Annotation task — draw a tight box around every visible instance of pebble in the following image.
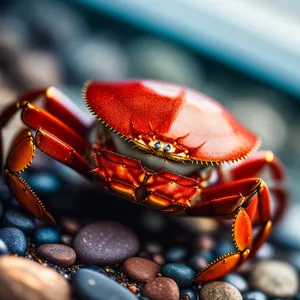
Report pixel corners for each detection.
[3,208,35,234]
[196,235,215,251]
[165,247,187,263]
[0,256,70,300]
[256,243,275,260]
[161,263,195,288]
[249,260,299,298]
[242,290,267,300]
[0,227,27,255]
[188,255,207,272]
[200,281,242,300]
[223,273,248,293]
[37,244,76,267]
[73,268,138,300]
[61,217,81,235]
[26,172,61,194]
[0,239,8,255]
[33,227,61,247]
[180,287,199,300]
[73,221,139,265]
[123,257,160,283]
[142,277,180,300]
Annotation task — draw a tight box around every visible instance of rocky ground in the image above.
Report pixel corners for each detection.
[0,168,299,300]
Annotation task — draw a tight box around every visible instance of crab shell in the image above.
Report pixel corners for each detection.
[84,80,259,164]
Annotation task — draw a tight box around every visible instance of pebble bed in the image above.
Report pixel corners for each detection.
[0,176,300,300]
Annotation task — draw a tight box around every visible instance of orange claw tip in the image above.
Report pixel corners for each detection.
[195,252,241,283]
[5,173,55,225]
[84,80,259,163]
[233,208,252,252]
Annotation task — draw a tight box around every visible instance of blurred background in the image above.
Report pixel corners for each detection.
[1,0,300,252]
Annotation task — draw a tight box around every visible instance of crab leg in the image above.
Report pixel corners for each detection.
[223,150,286,223]
[186,178,272,282]
[0,87,91,169]
[4,127,92,224]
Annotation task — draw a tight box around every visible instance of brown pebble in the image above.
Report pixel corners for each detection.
[153,253,165,265]
[37,244,76,267]
[200,281,242,300]
[142,277,179,300]
[61,217,81,235]
[0,256,70,300]
[123,257,160,283]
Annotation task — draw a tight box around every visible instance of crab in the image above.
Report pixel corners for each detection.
[0,80,286,282]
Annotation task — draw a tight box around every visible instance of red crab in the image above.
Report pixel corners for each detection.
[0,80,286,282]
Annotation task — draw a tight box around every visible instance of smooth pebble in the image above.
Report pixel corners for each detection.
[242,290,267,300]
[200,281,242,300]
[73,221,139,265]
[73,268,138,300]
[123,257,160,283]
[180,287,199,300]
[0,256,70,300]
[33,227,61,247]
[223,273,248,293]
[249,260,299,298]
[3,208,35,233]
[142,277,180,300]
[165,247,187,263]
[0,239,8,255]
[161,263,195,287]
[0,227,27,255]
[37,244,76,267]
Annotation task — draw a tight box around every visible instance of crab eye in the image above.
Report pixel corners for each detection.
[164,144,171,152]
[154,141,161,149]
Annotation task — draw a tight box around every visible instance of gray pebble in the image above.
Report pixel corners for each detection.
[73,268,138,300]
[249,260,299,298]
[0,227,27,255]
[73,221,139,265]
[200,281,242,300]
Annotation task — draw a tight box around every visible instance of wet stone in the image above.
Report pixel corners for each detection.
[0,256,70,300]
[0,227,27,255]
[200,281,242,300]
[161,263,195,288]
[249,260,299,298]
[165,246,187,263]
[242,290,267,300]
[73,268,138,300]
[180,287,199,300]
[3,208,35,234]
[61,217,80,235]
[223,273,248,293]
[123,257,160,283]
[27,172,61,194]
[142,277,180,300]
[33,227,61,247]
[73,221,139,265]
[37,244,76,267]
[0,239,8,256]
